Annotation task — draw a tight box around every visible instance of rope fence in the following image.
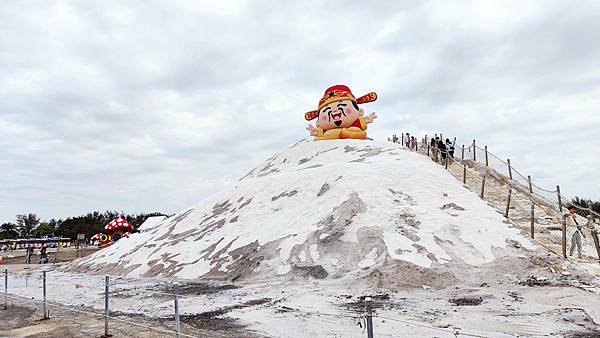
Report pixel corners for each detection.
[393,133,600,263]
[1,269,497,337]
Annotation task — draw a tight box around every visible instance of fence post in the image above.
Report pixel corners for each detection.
[472,140,476,161]
[480,176,486,198]
[401,133,404,147]
[591,230,600,263]
[103,275,110,338]
[527,175,533,194]
[463,164,467,184]
[365,297,374,338]
[562,220,567,258]
[174,283,181,338]
[505,189,512,218]
[507,159,513,180]
[556,185,563,212]
[530,204,535,239]
[461,145,465,160]
[3,268,7,310]
[43,270,48,319]
[485,146,489,167]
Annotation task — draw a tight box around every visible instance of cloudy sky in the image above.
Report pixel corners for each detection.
[1,0,599,224]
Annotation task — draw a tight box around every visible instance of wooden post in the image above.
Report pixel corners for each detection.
[485,145,489,166]
[530,204,535,239]
[591,230,600,263]
[401,133,404,146]
[472,140,476,161]
[427,140,430,156]
[528,175,533,194]
[461,145,465,160]
[556,185,563,212]
[480,176,486,198]
[562,219,567,258]
[463,164,467,184]
[424,134,427,153]
[505,189,512,218]
[507,159,513,180]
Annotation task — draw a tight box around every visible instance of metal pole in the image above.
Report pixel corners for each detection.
[3,268,7,309]
[365,297,374,338]
[556,185,563,212]
[104,275,110,337]
[530,204,535,239]
[461,145,465,160]
[401,133,404,147]
[507,159,513,180]
[463,164,467,184]
[43,270,48,319]
[528,175,533,194]
[505,189,512,218]
[472,140,476,162]
[174,283,181,338]
[485,145,489,166]
[480,176,486,199]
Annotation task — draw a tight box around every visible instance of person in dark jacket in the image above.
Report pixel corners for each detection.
[446,138,455,162]
[438,140,447,163]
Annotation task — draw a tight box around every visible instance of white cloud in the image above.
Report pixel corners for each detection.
[1,0,599,223]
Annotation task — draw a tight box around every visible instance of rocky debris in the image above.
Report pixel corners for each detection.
[448,297,483,306]
[517,276,551,287]
[291,265,328,279]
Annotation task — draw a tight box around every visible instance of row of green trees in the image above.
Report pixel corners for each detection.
[0,211,170,240]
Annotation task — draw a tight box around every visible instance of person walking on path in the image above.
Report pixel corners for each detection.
[430,138,438,162]
[566,206,586,258]
[446,138,455,163]
[25,246,33,264]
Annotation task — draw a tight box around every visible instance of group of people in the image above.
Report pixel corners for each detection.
[564,206,600,259]
[429,135,455,165]
[24,244,49,264]
[389,133,418,150]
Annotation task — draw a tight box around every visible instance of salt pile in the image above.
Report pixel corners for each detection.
[67,139,534,282]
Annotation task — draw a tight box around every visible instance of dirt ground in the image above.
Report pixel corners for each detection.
[0,302,262,338]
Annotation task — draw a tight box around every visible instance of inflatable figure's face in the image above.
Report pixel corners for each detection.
[316,99,362,130]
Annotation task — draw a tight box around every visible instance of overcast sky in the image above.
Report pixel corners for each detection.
[1,0,599,224]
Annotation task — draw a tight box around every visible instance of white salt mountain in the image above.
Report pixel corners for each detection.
[67,139,534,282]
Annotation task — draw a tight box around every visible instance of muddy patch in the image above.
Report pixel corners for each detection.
[181,298,271,331]
[440,203,465,211]
[291,265,328,279]
[449,297,483,306]
[317,183,330,197]
[271,190,298,201]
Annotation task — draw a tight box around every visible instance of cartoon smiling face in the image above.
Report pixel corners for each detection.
[316,99,361,130]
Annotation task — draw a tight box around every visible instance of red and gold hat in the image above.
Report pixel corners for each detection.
[305,85,377,121]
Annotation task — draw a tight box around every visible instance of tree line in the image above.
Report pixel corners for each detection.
[0,211,170,240]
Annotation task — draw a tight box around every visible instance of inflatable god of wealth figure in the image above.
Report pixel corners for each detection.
[305,85,377,140]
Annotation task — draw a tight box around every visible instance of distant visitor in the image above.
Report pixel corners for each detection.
[305,85,378,140]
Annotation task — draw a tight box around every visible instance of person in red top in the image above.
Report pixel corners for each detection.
[305,85,378,140]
